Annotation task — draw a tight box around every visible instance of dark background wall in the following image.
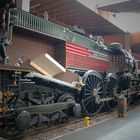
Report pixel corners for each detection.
[7,32,54,67]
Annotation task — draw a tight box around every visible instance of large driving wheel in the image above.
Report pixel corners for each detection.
[106,73,118,110]
[81,70,104,116]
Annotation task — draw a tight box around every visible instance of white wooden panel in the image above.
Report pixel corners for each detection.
[30,53,66,77]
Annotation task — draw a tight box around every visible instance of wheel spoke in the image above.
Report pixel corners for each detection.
[86,81,92,90]
[81,70,104,116]
[82,95,92,103]
[89,99,94,113]
[88,77,93,88]
[86,98,93,111]
[85,88,92,93]
[85,93,92,96]
[97,91,103,94]
[91,76,94,87]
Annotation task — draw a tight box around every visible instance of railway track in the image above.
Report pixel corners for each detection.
[14,111,124,140]
[0,103,139,140]
[17,104,139,140]
[20,115,113,140]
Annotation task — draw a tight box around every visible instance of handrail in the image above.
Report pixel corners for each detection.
[8,9,97,48]
[7,8,109,59]
[9,8,65,41]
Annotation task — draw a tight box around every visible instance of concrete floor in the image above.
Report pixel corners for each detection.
[52,105,140,140]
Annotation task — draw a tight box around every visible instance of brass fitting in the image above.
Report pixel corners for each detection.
[0,107,8,113]
[84,116,90,126]
[7,91,13,97]
[2,106,8,113]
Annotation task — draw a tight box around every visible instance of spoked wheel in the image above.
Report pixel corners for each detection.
[0,125,22,138]
[0,99,26,138]
[48,94,75,123]
[106,73,119,110]
[81,70,104,117]
[58,94,75,103]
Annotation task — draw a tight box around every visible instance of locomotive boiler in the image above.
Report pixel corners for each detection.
[0,4,140,138]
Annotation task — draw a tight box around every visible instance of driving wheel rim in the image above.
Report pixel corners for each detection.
[106,73,118,110]
[81,70,104,117]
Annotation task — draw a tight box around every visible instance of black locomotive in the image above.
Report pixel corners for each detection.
[0,2,140,138]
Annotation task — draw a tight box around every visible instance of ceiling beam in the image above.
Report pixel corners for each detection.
[96,0,131,8]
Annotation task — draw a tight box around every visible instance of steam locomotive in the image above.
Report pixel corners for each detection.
[0,3,140,138]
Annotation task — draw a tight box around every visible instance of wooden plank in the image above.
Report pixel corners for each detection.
[30,53,66,77]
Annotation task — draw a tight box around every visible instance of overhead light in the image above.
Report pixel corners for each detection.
[30,3,41,10]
